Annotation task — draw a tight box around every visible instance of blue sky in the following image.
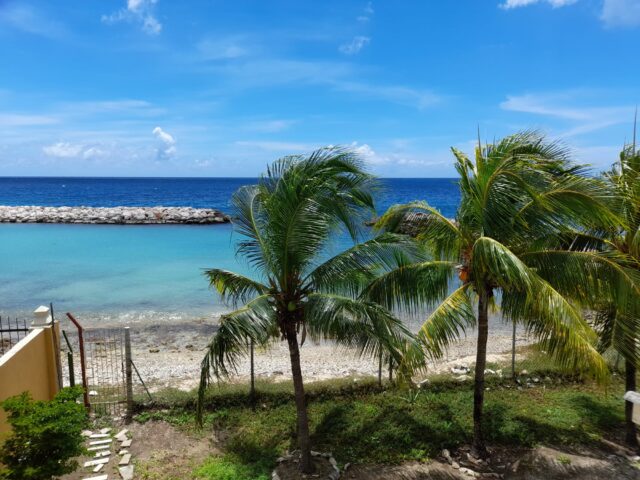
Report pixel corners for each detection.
[0,0,639,177]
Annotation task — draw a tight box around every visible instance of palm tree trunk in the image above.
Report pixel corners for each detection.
[285,322,314,473]
[626,358,638,448]
[472,288,490,458]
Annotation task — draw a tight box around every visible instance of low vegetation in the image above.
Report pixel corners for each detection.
[0,387,88,480]
[135,355,627,479]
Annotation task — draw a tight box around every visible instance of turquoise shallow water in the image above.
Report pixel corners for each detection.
[0,177,461,326]
[0,223,250,322]
[0,223,358,325]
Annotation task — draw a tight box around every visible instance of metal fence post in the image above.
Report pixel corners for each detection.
[66,313,89,409]
[124,327,134,423]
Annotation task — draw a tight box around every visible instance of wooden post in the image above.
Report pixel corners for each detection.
[388,357,393,383]
[511,319,516,379]
[124,327,133,423]
[67,351,75,387]
[249,339,255,407]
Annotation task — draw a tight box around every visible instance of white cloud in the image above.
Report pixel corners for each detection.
[243,119,296,133]
[0,114,59,127]
[500,91,635,137]
[235,140,313,152]
[500,0,577,9]
[102,0,162,35]
[152,126,176,159]
[42,142,108,159]
[58,99,165,117]
[349,141,440,168]
[207,55,440,110]
[500,0,640,27]
[0,3,67,39]
[339,36,370,55]
[42,142,83,158]
[357,2,375,22]
[335,82,442,110]
[601,0,640,27]
[196,36,250,61]
[350,142,388,165]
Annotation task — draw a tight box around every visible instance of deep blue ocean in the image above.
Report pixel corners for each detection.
[0,177,459,325]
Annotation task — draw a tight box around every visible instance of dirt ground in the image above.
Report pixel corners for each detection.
[342,444,640,480]
[63,419,640,480]
[61,420,213,480]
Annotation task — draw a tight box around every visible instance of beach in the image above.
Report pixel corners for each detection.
[59,316,530,392]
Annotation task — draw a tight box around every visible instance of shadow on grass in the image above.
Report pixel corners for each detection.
[310,401,468,463]
[484,394,624,449]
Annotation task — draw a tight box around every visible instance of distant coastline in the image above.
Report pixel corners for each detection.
[0,205,230,224]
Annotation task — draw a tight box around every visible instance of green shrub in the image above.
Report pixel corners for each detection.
[0,386,88,480]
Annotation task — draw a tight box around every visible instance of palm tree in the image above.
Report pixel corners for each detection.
[197,148,415,473]
[593,140,640,447]
[371,132,614,457]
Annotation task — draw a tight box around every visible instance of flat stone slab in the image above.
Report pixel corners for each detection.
[89,439,112,445]
[81,430,94,437]
[83,457,110,467]
[120,439,132,447]
[88,445,111,451]
[119,465,134,480]
[92,463,104,473]
[119,454,131,466]
[95,450,111,458]
[90,433,109,438]
[118,449,129,455]
[82,475,108,480]
[114,428,128,439]
[100,427,112,434]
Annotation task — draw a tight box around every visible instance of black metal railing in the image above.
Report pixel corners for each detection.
[0,316,29,356]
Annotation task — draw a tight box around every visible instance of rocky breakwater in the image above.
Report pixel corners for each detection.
[0,205,230,224]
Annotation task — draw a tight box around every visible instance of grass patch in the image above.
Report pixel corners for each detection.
[136,376,625,477]
[133,355,626,478]
[194,455,270,480]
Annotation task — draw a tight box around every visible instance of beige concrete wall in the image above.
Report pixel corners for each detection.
[0,323,61,439]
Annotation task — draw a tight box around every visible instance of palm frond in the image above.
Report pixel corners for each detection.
[416,283,476,359]
[360,260,456,314]
[197,295,276,423]
[305,293,414,363]
[522,249,640,311]
[471,237,536,294]
[257,147,378,287]
[375,201,462,259]
[502,282,608,383]
[203,269,268,307]
[231,185,272,272]
[306,233,424,296]
[592,304,640,364]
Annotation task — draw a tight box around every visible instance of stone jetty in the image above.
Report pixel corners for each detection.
[0,206,230,224]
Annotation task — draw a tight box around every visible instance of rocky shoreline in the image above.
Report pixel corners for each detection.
[0,205,230,224]
[59,319,532,392]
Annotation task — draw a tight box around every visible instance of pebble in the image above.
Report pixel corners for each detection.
[459,466,480,477]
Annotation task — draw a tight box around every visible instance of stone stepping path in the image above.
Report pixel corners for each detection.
[80,427,135,480]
